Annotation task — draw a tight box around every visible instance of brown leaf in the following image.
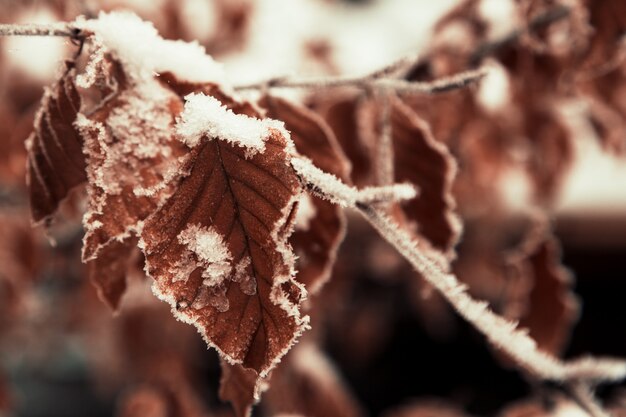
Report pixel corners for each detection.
[140,99,308,375]
[87,237,139,310]
[263,342,363,417]
[79,66,187,262]
[261,95,349,293]
[511,236,580,355]
[219,360,261,417]
[389,97,461,255]
[26,62,87,224]
[310,93,374,187]
[580,0,626,70]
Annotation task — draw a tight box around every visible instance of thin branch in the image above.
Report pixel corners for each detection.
[291,157,417,207]
[0,22,83,39]
[234,63,487,94]
[357,204,626,384]
[468,5,570,65]
[294,158,626,388]
[566,382,612,417]
[375,90,394,185]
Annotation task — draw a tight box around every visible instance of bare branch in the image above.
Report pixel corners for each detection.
[294,157,626,388]
[357,204,626,384]
[291,156,417,207]
[234,63,487,94]
[0,22,83,38]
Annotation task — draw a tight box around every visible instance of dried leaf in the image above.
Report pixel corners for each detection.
[311,94,374,187]
[26,62,87,224]
[511,236,580,355]
[140,91,308,375]
[261,95,349,293]
[263,342,363,417]
[219,360,261,417]
[87,237,138,310]
[388,97,461,256]
[79,62,187,262]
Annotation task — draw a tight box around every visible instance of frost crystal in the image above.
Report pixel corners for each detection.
[178,224,233,286]
[176,93,286,156]
[76,11,226,85]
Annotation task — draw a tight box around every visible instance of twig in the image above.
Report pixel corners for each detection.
[234,61,487,94]
[469,5,571,65]
[567,382,612,417]
[0,23,83,39]
[292,157,626,390]
[375,90,394,185]
[356,205,626,383]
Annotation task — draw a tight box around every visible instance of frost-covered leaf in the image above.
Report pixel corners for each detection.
[140,92,308,375]
[388,97,461,256]
[26,62,87,224]
[78,63,187,262]
[261,95,349,293]
[511,236,579,356]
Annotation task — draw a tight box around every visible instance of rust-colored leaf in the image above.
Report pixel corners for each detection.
[140,97,307,375]
[79,69,187,262]
[511,236,580,355]
[87,237,138,310]
[310,93,374,187]
[263,342,363,417]
[26,63,87,224]
[389,97,461,256]
[262,95,349,293]
[219,360,261,417]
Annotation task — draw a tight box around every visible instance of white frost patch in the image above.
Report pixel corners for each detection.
[75,11,226,85]
[291,157,417,207]
[294,194,317,231]
[477,61,511,113]
[232,256,256,296]
[176,93,285,156]
[178,224,232,286]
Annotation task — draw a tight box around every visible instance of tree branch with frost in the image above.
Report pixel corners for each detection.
[0,23,85,39]
[291,157,417,207]
[292,156,625,416]
[234,61,487,94]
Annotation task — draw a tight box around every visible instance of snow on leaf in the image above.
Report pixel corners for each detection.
[75,11,226,86]
[77,61,187,262]
[261,95,350,293]
[26,62,87,225]
[140,96,308,375]
[176,93,286,155]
